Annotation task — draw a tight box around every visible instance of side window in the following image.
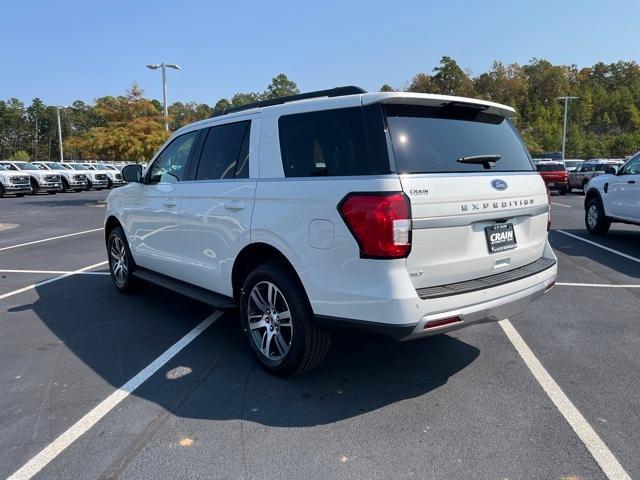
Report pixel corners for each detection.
[148,131,197,184]
[621,155,640,175]
[195,121,251,180]
[278,107,389,177]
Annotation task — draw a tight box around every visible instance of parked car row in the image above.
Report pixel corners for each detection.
[534,158,627,195]
[0,160,131,197]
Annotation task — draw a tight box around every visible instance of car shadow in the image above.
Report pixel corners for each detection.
[549,228,640,280]
[24,198,106,208]
[10,274,480,427]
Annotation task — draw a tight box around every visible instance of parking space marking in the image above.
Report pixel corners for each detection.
[0,228,103,252]
[0,261,108,301]
[551,202,572,208]
[6,311,223,480]
[0,269,110,276]
[556,282,640,288]
[499,319,631,480]
[556,229,640,265]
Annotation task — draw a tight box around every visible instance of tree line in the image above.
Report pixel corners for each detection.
[2,59,640,162]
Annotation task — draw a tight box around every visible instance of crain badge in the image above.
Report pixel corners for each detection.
[409,188,429,195]
[491,179,508,190]
[491,179,508,191]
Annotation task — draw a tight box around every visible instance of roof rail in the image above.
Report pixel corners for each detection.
[211,86,367,118]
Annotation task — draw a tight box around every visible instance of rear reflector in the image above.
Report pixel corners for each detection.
[423,316,462,329]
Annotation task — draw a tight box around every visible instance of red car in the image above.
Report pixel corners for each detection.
[535,161,569,195]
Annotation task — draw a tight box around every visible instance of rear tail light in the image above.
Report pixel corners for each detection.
[338,192,411,259]
[545,183,551,231]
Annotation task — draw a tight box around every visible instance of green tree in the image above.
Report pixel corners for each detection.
[10,150,30,161]
[263,74,299,99]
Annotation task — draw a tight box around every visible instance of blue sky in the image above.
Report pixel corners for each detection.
[3,0,638,106]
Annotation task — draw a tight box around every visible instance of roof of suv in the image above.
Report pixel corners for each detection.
[176,88,516,136]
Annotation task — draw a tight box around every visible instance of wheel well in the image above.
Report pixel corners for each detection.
[231,243,303,303]
[104,216,122,243]
[61,177,69,186]
[584,189,601,209]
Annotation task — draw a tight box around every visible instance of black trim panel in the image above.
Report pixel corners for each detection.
[416,257,556,300]
[133,268,237,310]
[315,315,416,340]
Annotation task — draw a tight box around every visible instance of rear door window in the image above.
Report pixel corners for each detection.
[384,103,534,174]
[196,120,251,180]
[278,107,389,177]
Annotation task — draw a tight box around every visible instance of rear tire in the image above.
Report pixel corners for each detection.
[107,226,141,293]
[585,198,611,236]
[559,185,568,195]
[240,262,331,376]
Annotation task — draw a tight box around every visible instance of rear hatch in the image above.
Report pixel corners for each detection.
[382,102,549,290]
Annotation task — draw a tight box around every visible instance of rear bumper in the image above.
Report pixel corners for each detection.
[308,241,557,340]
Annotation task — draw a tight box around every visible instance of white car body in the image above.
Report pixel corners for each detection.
[32,161,88,191]
[585,153,640,227]
[95,164,126,187]
[0,164,32,196]
[61,163,109,190]
[0,161,62,193]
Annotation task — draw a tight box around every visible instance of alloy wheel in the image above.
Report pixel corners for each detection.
[247,281,293,361]
[587,204,598,229]
[110,236,128,287]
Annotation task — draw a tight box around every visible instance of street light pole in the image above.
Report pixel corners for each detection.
[556,96,579,161]
[56,106,64,162]
[146,63,181,132]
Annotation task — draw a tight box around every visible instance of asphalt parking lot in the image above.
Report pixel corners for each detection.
[1,191,639,480]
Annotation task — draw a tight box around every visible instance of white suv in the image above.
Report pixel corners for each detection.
[106,87,557,375]
[584,153,640,235]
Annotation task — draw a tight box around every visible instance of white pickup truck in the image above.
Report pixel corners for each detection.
[584,153,640,235]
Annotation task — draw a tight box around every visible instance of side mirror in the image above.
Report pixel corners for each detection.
[604,166,617,175]
[122,164,143,183]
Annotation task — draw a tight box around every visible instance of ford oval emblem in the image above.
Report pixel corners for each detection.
[492,179,508,191]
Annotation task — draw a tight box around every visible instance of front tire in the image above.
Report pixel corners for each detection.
[107,226,140,293]
[61,178,69,193]
[240,262,331,376]
[585,198,611,236]
[30,179,39,195]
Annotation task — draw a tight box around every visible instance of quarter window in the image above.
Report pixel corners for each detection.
[278,107,389,177]
[148,131,197,184]
[196,121,251,180]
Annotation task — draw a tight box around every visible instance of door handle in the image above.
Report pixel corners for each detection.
[224,200,245,210]
[163,199,177,207]
[628,180,636,184]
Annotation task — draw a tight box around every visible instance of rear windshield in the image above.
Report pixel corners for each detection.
[536,163,566,171]
[384,104,534,174]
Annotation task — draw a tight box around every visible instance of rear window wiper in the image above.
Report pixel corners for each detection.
[456,155,501,169]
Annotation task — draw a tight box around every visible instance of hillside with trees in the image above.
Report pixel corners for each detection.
[1,60,639,161]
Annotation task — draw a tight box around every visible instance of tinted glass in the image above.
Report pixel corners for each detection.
[149,131,197,184]
[385,104,534,173]
[15,162,40,170]
[621,155,640,175]
[536,163,565,171]
[278,107,389,177]
[196,121,250,180]
[0,164,6,171]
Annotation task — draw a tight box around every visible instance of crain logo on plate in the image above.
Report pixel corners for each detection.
[491,179,508,191]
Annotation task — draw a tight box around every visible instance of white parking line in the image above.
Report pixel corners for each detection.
[556,229,640,265]
[551,202,572,208]
[557,282,640,288]
[7,311,223,480]
[0,269,109,275]
[0,228,103,252]
[0,261,108,301]
[499,319,631,480]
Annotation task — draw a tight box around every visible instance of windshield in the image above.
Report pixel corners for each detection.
[45,162,67,170]
[0,164,6,171]
[70,164,86,170]
[14,162,41,171]
[536,163,565,171]
[384,104,534,173]
[564,161,582,168]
